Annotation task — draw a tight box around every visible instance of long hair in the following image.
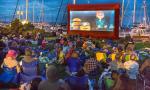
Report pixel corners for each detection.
[25,48,32,56]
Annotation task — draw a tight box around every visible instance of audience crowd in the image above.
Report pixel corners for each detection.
[0,32,150,90]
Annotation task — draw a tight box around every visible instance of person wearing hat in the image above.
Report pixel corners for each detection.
[0,50,20,83]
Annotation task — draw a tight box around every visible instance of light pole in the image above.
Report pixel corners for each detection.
[26,0,28,21]
[22,0,28,25]
[143,0,147,27]
[133,0,136,24]
[17,11,23,20]
[121,0,124,27]
[18,6,21,20]
[73,0,76,4]
[33,1,35,23]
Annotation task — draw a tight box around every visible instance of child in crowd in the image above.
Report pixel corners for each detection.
[57,47,65,64]
[108,47,118,61]
[41,38,47,49]
[39,51,50,77]
[47,47,57,62]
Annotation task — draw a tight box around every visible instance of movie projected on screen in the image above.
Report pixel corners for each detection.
[70,10,115,31]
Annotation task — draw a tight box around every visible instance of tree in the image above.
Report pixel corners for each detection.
[10,19,35,35]
[10,18,23,34]
[23,22,34,31]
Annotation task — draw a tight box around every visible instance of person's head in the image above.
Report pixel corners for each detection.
[32,50,36,56]
[125,42,134,51]
[71,51,79,58]
[40,51,47,57]
[88,51,95,58]
[126,47,133,54]
[58,47,62,52]
[46,65,59,82]
[96,11,104,20]
[115,53,121,61]
[11,41,18,47]
[6,50,17,59]
[112,47,118,53]
[25,48,32,56]
[30,77,42,90]
[118,46,123,52]
[64,41,68,46]
[111,71,119,80]
[130,54,137,61]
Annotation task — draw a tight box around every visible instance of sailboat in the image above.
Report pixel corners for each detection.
[130,0,150,41]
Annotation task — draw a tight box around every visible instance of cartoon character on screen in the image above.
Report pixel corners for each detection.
[80,22,91,31]
[96,11,109,31]
[71,18,82,30]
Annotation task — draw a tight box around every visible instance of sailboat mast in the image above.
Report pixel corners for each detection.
[26,0,28,21]
[73,0,76,4]
[21,5,23,20]
[133,0,136,24]
[143,0,147,26]
[121,0,125,27]
[18,6,21,20]
[33,0,35,23]
[42,0,44,23]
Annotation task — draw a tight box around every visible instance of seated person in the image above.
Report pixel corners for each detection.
[0,50,20,83]
[66,51,81,75]
[39,52,50,77]
[124,54,139,80]
[65,68,89,90]
[20,48,38,83]
[38,65,70,90]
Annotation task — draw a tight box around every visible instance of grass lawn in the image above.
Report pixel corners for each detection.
[45,37,57,41]
[135,42,150,50]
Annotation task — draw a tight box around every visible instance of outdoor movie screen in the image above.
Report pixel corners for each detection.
[70,10,115,31]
